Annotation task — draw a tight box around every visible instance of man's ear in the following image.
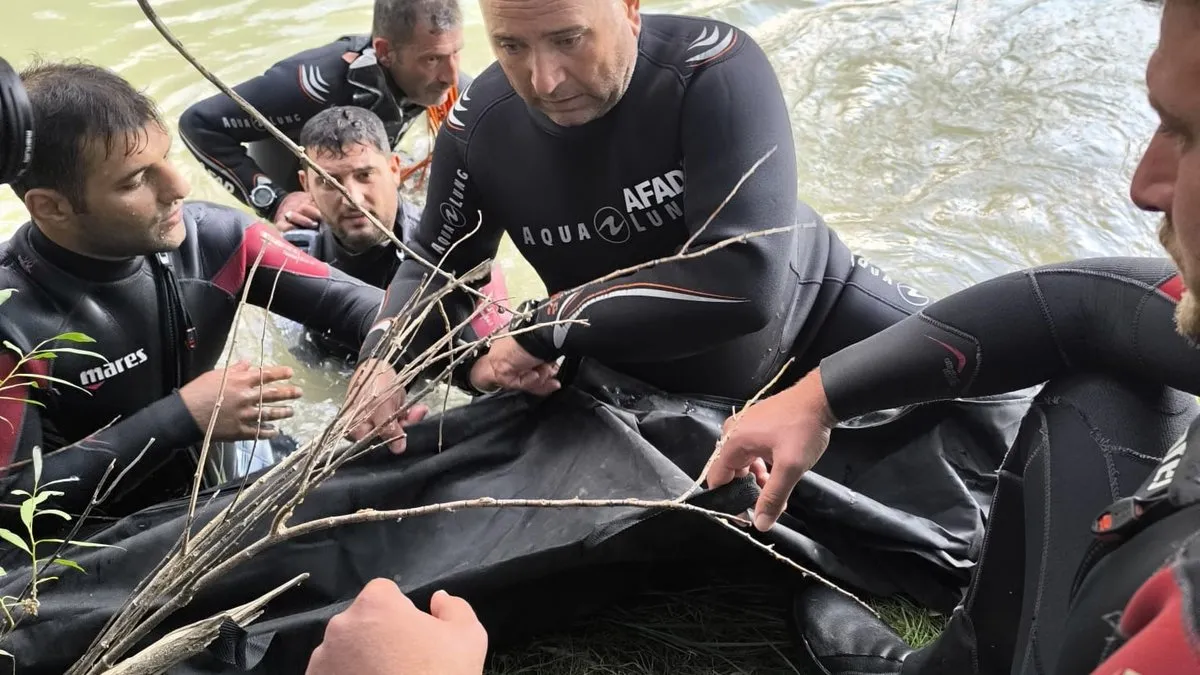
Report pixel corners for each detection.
[297,167,310,192]
[372,36,393,66]
[387,152,403,185]
[23,188,75,227]
[621,0,642,33]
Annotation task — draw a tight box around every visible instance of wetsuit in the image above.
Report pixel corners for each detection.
[364,14,928,401]
[0,201,382,518]
[808,257,1200,674]
[178,35,471,220]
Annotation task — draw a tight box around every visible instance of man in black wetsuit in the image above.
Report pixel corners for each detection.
[178,0,470,233]
[282,105,510,359]
[707,1,1200,673]
[0,61,384,520]
[347,0,930,452]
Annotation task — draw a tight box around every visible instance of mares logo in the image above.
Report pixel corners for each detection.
[430,169,471,256]
[79,348,149,391]
[221,114,302,130]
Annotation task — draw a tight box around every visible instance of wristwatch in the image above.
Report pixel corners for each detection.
[249,183,283,217]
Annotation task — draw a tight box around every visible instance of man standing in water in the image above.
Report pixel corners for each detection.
[347,0,930,453]
[179,0,470,232]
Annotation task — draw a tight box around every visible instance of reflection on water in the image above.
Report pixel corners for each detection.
[0,0,1162,444]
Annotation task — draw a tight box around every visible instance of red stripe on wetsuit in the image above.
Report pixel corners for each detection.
[211,221,331,295]
[1091,564,1200,674]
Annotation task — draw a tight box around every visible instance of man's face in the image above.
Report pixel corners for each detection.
[68,123,189,259]
[300,143,400,253]
[377,21,464,107]
[1132,0,1200,338]
[482,0,642,127]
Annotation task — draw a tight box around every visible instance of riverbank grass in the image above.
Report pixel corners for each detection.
[488,583,945,675]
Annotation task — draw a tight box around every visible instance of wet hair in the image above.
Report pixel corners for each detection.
[10,60,163,210]
[299,106,391,159]
[372,0,462,45]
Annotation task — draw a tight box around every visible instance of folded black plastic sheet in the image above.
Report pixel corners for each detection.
[0,359,1029,673]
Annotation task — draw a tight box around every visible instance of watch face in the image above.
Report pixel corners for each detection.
[250,185,276,209]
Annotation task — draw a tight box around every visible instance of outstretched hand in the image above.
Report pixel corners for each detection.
[707,368,838,531]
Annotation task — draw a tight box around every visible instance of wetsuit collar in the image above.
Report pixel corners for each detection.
[26,223,145,282]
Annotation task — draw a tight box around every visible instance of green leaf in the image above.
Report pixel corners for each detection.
[0,529,30,555]
[19,500,34,537]
[0,648,12,660]
[36,347,106,361]
[32,446,42,484]
[50,332,96,344]
[36,509,71,521]
[8,490,30,498]
[0,288,15,307]
[50,558,85,574]
[0,567,6,576]
[28,353,56,360]
[1,341,22,357]
[39,477,80,489]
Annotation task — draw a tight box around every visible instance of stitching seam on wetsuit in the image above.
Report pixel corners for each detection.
[842,280,912,316]
[1025,271,1073,371]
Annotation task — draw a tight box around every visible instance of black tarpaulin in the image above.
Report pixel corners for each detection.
[0,359,1030,673]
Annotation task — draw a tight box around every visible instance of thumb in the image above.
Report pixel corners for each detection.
[429,589,480,626]
[752,446,806,532]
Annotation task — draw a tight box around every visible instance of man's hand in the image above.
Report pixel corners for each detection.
[468,336,560,396]
[346,359,429,454]
[178,360,302,441]
[707,368,838,532]
[305,578,487,675]
[273,191,322,232]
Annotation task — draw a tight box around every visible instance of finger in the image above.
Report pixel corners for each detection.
[289,211,320,229]
[359,577,408,607]
[250,365,295,385]
[298,204,324,219]
[429,589,481,626]
[252,385,305,404]
[403,404,429,424]
[240,404,294,422]
[239,422,279,440]
[707,462,737,490]
[706,436,764,490]
[750,458,770,489]
[754,453,806,532]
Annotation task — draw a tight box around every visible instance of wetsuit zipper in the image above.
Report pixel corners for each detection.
[152,252,197,392]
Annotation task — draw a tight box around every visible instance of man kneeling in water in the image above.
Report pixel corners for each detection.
[0,61,385,519]
[283,106,510,360]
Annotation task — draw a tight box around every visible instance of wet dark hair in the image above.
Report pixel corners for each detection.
[372,0,462,45]
[299,106,391,160]
[10,60,163,210]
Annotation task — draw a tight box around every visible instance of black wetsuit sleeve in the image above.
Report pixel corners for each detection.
[0,350,201,513]
[820,257,1200,421]
[510,35,800,363]
[178,57,336,217]
[359,128,503,371]
[211,219,384,348]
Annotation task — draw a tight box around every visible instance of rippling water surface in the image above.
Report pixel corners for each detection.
[0,0,1164,444]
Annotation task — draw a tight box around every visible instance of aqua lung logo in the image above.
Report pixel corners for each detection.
[853,257,931,308]
[593,207,630,244]
[520,169,685,248]
[429,169,471,256]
